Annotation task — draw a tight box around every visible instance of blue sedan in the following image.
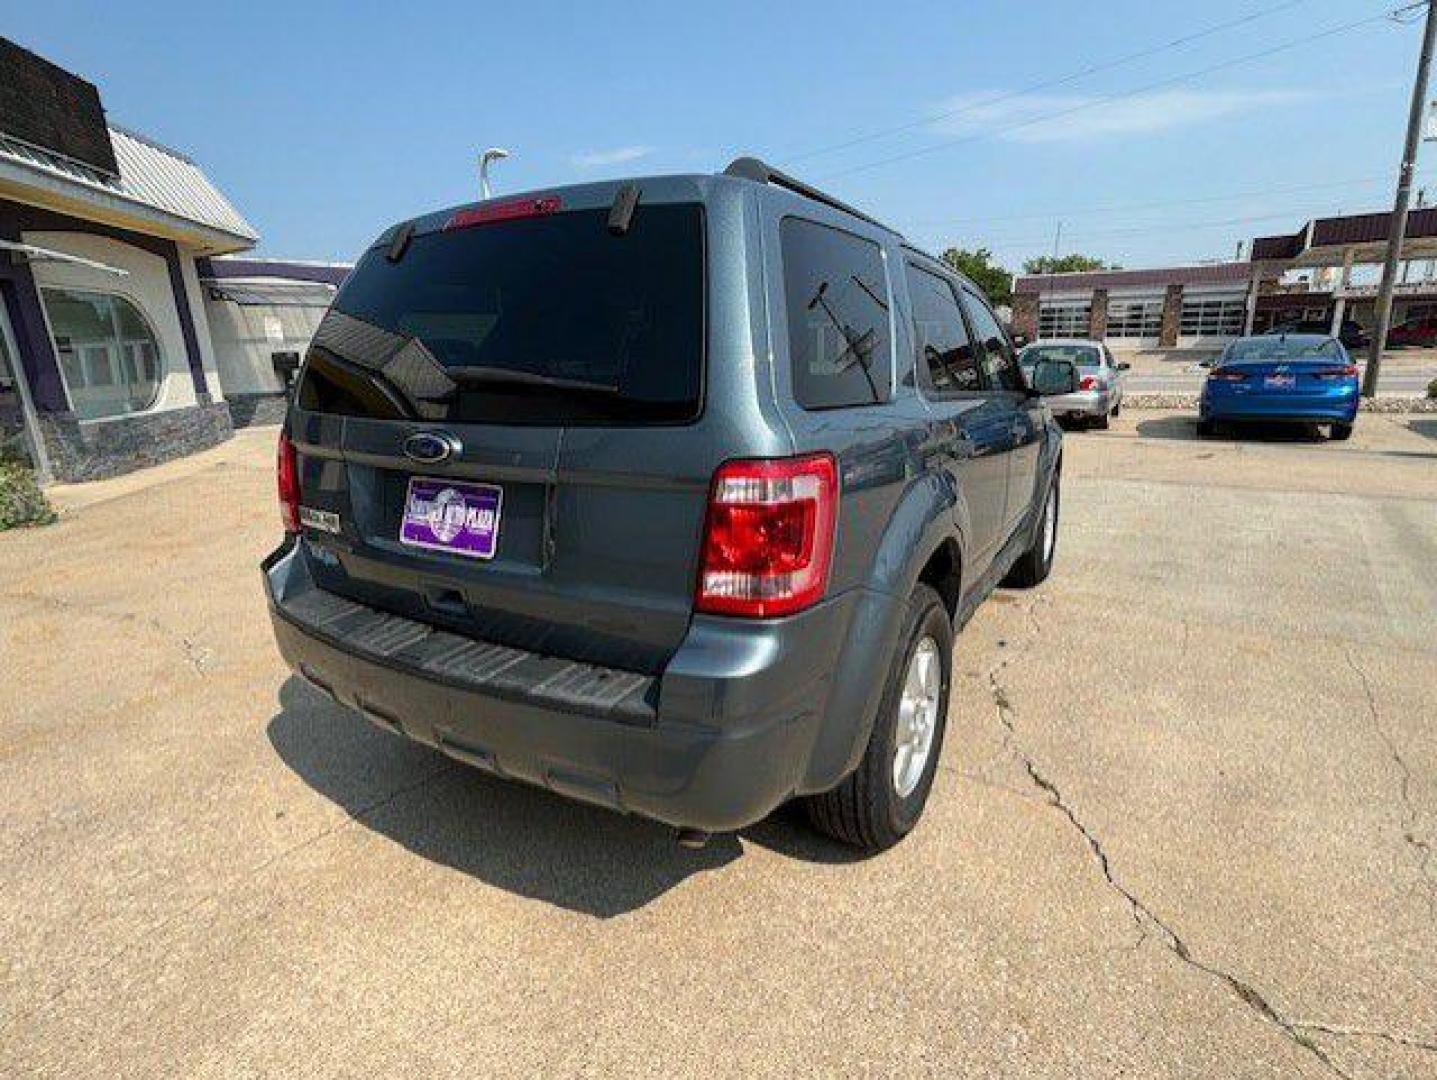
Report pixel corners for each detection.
[1198,334,1359,441]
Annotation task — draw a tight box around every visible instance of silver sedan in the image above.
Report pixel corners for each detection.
[1019,339,1128,429]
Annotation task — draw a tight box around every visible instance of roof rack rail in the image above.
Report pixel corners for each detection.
[722,156,898,235]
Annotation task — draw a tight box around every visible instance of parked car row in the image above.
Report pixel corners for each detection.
[1016,332,1360,443]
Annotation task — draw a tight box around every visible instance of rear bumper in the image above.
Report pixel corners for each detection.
[264,543,898,832]
[1200,388,1358,424]
[1045,388,1115,418]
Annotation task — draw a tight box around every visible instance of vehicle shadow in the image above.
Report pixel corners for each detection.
[1134,415,1326,443]
[266,677,861,916]
[1410,417,1437,442]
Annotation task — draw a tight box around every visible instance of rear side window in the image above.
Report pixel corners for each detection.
[780,217,892,409]
[298,203,704,425]
[905,263,983,393]
[962,287,1024,393]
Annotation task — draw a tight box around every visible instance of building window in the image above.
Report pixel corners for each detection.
[1037,301,1090,338]
[1179,297,1246,338]
[41,289,164,420]
[1106,298,1163,339]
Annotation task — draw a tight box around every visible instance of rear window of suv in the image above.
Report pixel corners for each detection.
[297,203,705,425]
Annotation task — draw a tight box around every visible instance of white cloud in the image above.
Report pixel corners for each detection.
[571,145,655,169]
[928,88,1308,144]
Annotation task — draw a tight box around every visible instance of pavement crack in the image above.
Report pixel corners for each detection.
[984,616,1354,1079]
[1291,1021,1437,1055]
[1344,648,1435,913]
[2,588,213,676]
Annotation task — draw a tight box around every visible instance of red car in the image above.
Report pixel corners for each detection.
[1386,316,1437,348]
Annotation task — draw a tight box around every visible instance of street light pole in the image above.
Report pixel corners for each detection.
[1365,0,1437,397]
[479,147,510,200]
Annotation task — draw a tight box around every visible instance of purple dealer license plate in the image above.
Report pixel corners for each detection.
[399,478,503,560]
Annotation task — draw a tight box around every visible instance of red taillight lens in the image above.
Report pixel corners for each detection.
[695,453,838,618]
[277,431,300,534]
[1312,364,1359,380]
[1079,375,1099,391]
[1209,369,1247,383]
[444,195,562,231]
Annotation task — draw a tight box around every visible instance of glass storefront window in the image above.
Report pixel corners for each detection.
[41,289,163,420]
[1037,302,1091,339]
[1107,298,1164,339]
[1179,297,1246,338]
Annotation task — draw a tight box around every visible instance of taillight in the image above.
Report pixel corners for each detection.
[1208,369,1247,383]
[1079,375,1099,391]
[444,195,562,231]
[277,431,300,534]
[1312,365,1359,380]
[695,453,838,618]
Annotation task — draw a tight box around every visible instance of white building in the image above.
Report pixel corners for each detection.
[0,37,344,482]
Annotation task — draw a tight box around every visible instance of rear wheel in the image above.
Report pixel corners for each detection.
[1003,472,1059,589]
[1329,422,1354,441]
[804,585,952,852]
[1196,419,1215,438]
[1094,409,1111,430]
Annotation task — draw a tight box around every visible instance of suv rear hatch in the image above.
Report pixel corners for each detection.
[291,195,710,675]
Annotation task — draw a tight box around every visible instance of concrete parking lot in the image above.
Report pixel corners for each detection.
[2,414,1434,1078]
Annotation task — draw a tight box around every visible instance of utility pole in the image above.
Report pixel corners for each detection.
[1365,0,1437,397]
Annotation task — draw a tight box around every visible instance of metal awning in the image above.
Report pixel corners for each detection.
[203,279,336,307]
[0,239,128,276]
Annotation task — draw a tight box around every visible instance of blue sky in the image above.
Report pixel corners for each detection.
[6,0,1425,270]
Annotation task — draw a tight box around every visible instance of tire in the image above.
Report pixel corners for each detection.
[1196,419,1215,438]
[1003,471,1060,589]
[1330,422,1354,441]
[1094,410,1111,430]
[804,584,952,852]
[1112,400,1122,418]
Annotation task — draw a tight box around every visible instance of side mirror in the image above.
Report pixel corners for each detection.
[1198,358,1216,369]
[1031,358,1078,396]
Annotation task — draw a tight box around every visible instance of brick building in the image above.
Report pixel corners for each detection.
[1011,206,1437,352]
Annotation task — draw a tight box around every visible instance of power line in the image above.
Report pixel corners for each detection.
[894,173,1402,228]
[818,9,1397,181]
[946,205,1353,250]
[782,0,1311,165]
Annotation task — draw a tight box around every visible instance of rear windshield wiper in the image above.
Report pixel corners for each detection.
[443,365,620,395]
[808,281,882,403]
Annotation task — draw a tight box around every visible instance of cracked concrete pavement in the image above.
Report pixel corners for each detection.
[2,413,1434,1078]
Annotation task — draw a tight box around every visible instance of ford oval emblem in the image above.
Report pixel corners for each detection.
[403,431,460,464]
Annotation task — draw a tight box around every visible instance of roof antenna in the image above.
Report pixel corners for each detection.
[479,147,510,199]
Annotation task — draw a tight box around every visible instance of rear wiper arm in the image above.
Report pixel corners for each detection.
[443,365,620,395]
[807,281,881,403]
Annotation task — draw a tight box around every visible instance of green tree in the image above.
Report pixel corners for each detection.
[1022,253,1116,276]
[940,247,1013,306]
